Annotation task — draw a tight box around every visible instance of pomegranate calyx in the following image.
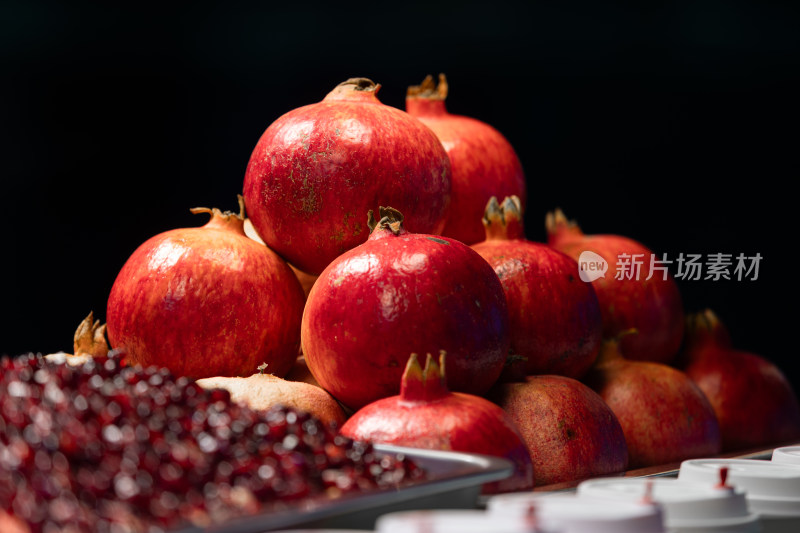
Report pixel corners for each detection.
[596,331,637,366]
[73,311,109,358]
[326,78,382,101]
[684,309,733,350]
[400,351,450,402]
[407,73,449,100]
[545,208,584,242]
[337,77,379,92]
[190,195,247,234]
[367,206,405,235]
[483,195,525,241]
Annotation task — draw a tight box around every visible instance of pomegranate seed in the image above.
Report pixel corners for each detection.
[0,352,426,532]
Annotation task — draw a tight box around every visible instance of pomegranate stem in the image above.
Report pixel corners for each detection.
[368,206,404,235]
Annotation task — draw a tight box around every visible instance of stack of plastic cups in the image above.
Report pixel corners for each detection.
[268,530,373,533]
[484,491,666,533]
[678,458,800,533]
[374,508,541,533]
[576,476,760,532]
[771,446,800,466]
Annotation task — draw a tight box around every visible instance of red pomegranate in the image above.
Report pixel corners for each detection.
[406,74,526,245]
[106,197,306,379]
[244,77,451,276]
[472,196,602,379]
[301,207,510,411]
[340,352,534,494]
[546,209,684,364]
[678,309,800,451]
[583,337,721,468]
[489,374,628,487]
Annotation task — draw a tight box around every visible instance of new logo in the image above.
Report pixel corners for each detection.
[578,251,608,282]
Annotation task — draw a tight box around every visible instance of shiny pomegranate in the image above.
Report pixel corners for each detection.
[301,207,509,411]
[473,196,602,379]
[340,352,535,494]
[106,197,305,379]
[244,77,451,275]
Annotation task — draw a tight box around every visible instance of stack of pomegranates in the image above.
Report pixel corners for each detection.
[5,74,799,531]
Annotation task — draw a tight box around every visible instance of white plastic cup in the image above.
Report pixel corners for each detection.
[678,458,800,533]
[577,477,761,533]
[771,446,800,466]
[485,491,666,533]
[375,508,538,533]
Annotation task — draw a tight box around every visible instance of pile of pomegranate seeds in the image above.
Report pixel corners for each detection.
[0,353,425,533]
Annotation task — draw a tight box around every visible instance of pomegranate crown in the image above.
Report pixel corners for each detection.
[483,195,525,241]
[545,207,585,242]
[684,309,732,349]
[407,73,449,100]
[367,206,404,235]
[190,194,245,219]
[400,351,450,402]
[188,195,247,234]
[73,311,109,359]
[596,328,639,365]
[326,77,382,100]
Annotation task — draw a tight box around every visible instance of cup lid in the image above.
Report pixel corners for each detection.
[678,458,800,516]
[485,492,665,533]
[576,477,759,530]
[772,446,800,466]
[375,509,534,533]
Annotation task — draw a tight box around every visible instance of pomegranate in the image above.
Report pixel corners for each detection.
[244,77,452,275]
[301,206,509,411]
[406,74,526,245]
[582,337,721,468]
[677,309,800,451]
[197,371,347,428]
[106,197,306,379]
[488,374,628,487]
[340,352,535,494]
[546,208,685,364]
[472,196,602,379]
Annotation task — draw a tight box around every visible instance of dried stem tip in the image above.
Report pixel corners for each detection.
[73,311,109,358]
[407,73,449,100]
[368,206,405,235]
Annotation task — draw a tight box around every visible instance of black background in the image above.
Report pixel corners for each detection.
[2,2,797,390]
